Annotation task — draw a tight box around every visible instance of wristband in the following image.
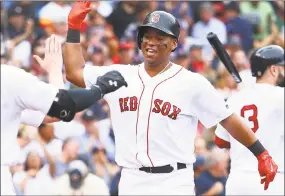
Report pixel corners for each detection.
[66,29,80,43]
[248,140,266,157]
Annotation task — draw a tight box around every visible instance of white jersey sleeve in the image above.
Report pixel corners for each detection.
[20,110,45,127]
[10,66,58,114]
[191,75,233,128]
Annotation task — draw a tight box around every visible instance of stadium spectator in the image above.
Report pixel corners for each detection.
[7,4,34,69]
[77,109,101,155]
[193,156,206,179]
[107,2,137,39]
[54,137,80,177]
[172,20,192,59]
[38,1,71,36]
[194,136,208,157]
[240,1,275,40]
[194,147,229,196]
[112,42,135,64]
[191,2,227,60]
[23,123,63,160]
[13,133,56,195]
[91,144,120,186]
[87,46,111,67]
[224,1,253,54]
[159,1,193,27]
[54,160,109,195]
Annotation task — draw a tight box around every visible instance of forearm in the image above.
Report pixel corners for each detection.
[274,35,284,48]
[11,32,30,46]
[220,113,256,147]
[253,34,275,49]
[63,29,85,87]
[47,86,103,122]
[40,143,56,177]
[202,182,223,196]
[220,113,265,156]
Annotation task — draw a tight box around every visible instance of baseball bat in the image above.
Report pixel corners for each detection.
[207,32,242,83]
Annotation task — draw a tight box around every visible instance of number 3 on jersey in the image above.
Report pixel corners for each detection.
[241,104,259,133]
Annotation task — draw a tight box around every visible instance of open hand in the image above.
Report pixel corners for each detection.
[33,35,63,74]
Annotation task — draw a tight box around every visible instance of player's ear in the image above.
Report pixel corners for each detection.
[270,65,278,77]
[171,39,178,52]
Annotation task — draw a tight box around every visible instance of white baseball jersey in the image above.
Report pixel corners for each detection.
[83,63,232,168]
[215,83,284,172]
[1,65,58,165]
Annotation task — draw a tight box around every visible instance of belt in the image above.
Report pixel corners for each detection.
[139,163,187,174]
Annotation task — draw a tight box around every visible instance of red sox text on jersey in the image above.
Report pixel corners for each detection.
[119,96,181,120]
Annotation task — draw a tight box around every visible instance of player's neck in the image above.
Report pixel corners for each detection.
[144,61,172,77]
[256,77,276,86]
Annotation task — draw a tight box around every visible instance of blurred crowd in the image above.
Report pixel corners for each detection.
[1,1,284,195]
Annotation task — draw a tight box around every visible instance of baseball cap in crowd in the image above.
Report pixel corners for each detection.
[224,1,240,13]
[67,160,88,189]
[92,46,104,54]
[8,5,24,18]
[189,44,203,51]
[193,156,205,170]
[82,109,102,121]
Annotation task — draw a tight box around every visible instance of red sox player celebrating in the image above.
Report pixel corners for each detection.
[64,1,277,194]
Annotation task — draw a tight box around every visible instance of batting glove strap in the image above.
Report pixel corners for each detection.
[66,29,80,43]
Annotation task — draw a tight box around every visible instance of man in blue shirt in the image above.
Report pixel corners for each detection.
[194,148,228,196]
[224,1,253,54]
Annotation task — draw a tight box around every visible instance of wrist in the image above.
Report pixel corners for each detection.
[248,140,266,157]
[92,85,104,98]
[66,29,80,43]
[48,70,63,80]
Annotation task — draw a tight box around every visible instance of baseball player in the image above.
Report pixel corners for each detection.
[63,1,277,194]
[1,36,127,195]
[215,45,284,195]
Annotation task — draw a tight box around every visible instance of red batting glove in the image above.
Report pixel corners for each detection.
[68,0,91,30]
[257,150,278,190]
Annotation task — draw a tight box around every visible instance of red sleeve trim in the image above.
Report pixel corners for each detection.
[215,135,231,149]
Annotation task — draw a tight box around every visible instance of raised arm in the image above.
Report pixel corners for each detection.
[13,34,127,123]
[21,35,69,126]
[63,0,92,87]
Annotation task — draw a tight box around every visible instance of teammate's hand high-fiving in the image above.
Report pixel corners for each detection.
[68,0,91,30]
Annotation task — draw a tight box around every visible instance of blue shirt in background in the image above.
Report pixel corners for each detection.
[226,16,253,53]
[194,170,227,196]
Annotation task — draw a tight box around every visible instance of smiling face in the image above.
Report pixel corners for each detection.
[141,27,177,67]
